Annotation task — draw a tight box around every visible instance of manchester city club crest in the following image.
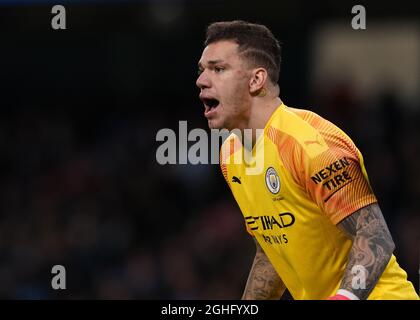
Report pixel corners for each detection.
[265,167,280,194]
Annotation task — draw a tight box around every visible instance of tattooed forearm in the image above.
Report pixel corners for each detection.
[242,240,286,300]
[337,203,395,300]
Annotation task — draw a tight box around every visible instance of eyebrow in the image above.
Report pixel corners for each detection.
[198,59,225,68]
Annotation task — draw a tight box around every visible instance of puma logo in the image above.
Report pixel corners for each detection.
[304,135,322,146]
[232,176,241,184]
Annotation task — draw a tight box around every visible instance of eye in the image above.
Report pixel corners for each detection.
[197,68,203,76]
[214,66,225,73]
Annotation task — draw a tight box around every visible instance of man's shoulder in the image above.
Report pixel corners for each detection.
[268,105,330,159]
[273,104,330,133]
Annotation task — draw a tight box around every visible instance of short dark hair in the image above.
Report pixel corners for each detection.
[205,20,281,84]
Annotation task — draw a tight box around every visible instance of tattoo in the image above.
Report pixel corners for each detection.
[337,203,395,299]
[242,240,285,300]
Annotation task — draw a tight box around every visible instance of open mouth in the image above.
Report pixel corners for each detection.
[202,98,220,112]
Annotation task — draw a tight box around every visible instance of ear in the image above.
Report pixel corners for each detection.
[249,68,268,96]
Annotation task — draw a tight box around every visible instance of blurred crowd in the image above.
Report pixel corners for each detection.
[0,105,254,299]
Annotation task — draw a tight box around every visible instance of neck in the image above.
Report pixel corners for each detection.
[240,96,282,150]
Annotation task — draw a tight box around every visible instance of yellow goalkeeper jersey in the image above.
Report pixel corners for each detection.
[220,102,419,300]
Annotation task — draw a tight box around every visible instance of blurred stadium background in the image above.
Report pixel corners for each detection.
[0,0,419,299]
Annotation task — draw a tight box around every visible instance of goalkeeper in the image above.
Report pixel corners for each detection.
[196,20,419,300]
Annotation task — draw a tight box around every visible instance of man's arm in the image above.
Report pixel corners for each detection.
[336,202,395,300]
[242,239,286,300]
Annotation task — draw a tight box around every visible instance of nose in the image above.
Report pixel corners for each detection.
[196,70,210,90]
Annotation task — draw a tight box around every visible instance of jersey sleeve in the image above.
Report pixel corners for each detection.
[292,128,378,225]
